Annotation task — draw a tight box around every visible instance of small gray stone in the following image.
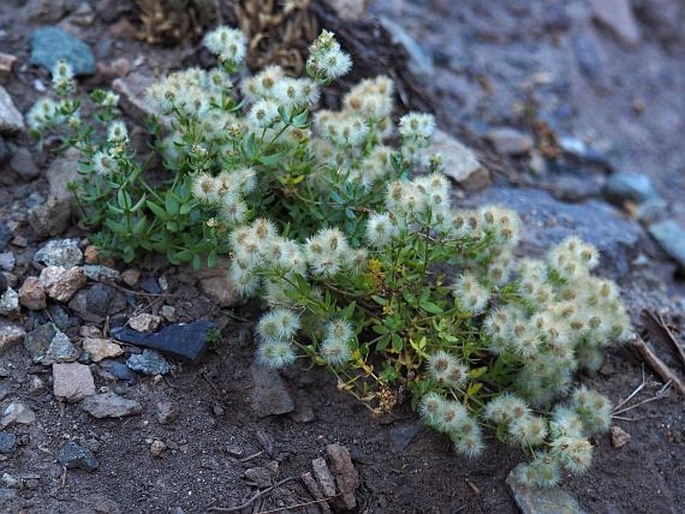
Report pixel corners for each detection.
[28,197,71,237]
[99,360,137,382]
[605,172,661,205]
[128,313,161,333]
[156,401,179,424]
[486,127,534,156]
[0,320,25,353]
[41,331,79,364]
[0,287,19,316]
[0,432,16,454]
[9,148,39,179]
[35,239,83,268]
[379,16,434,78]
[312,457,336,498]
[81,392,142,418]
[126,349,171,376]
[24,322,59,362]
[249,364,294,417]
[28,375,46,395]
[0,385,8,401]
[30,27,96,76]
[57,441,98,472]
[0,252,15,271]
[649,220,685,269]
[507,468,587,514]
[53,362,96,402]
[0,86,25,134]
[0,401,37,429]
[82,264,120,282]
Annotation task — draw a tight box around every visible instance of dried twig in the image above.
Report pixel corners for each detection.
[631,336,685,395]
[207,476,297,513]
[641,309,685,369]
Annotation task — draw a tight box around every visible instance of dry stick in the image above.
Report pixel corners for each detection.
[252,496,335,514]
[613,365,647,412]
[632,337,685,395]
[207,476,297,513]
[643,309,685,368]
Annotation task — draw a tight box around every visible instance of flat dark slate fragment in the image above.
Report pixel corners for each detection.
[57,441,98,472]
[111,320,214,361]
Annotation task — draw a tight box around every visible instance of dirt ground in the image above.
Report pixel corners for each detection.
[1,1,684,513]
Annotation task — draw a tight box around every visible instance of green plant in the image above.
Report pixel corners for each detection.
[29,26,633,487]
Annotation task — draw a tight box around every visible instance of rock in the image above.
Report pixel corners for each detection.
[99,360,137,382]
[649,220,685,269]
[326,444,359,510]
[0,86,25,134]
[0,385,8,401]
[0,252,15,271]
[46,149,80,204]
[35,239,83,268]
[82,338,122,362]
[461,187,641,277]
[322,0,369,20]
[82,265,120,282]
[312,457,336,498]
[81,392,142,418]
[42,331,79,364]
[27,0,66,23]
[30,27,96,76]
[40,266,86,302]
[0,401,37,429]
[249,364,295,418]
[126,349,171,376]
[0,432,16,454]
[156,400,179,424]
[120,269,140,286]
[57,441,98,472]
[589,0,640,45]
[426,129,490,191]
[197,277,237,308]
[28,375,46,395]
[301,472,332,513]
[0,320,25,353]
[94,0,130,23]
[128,313,161,333]
[610,426,631,448]
[0,287,19,316]
[160,305,176,322]
[633,0,683,44]
[244,467,273,488]
[389,423,423,452]
[558,136,610,167]
[507,469,587,514]
[53,362,95,402]
[9,148,39,180]
[486,127,534,156]
[552,174,604,203]
[605,172,661,205]
[66,2,96,27]
[18,276,47,310]
[150,439,167,457]
[111,73,156,125]
[0,53,17,82]
[573,33,610,89]
[111,320,214,361]
[69,283,126,321]
[379,16,434,79]
[28,197,71,237]
[24,322,59,362]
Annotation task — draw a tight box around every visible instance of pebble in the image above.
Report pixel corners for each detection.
[326,444,359,510]
[40,266,87,302]
[99,360,137,382]
[56,441,98,472]
[112,320,214,361]
[82,264,120,282]
[41,330,79,364]
[81,392,142,418]
[589,0,641,45]
[111,73,157,125]
[301,471,332,513]
[0,401,37,429]
[53,362,95,402]
[9,148,40,180]
[0,86,25,134]
[605,172,661,205]
[249,364,295,418]
[30,27,96,76]
[485,127,534,156]
[126,349,171,376]
[323,0,369,20]
[28,375,46,395]
[0,251,14,271]
[82,338,123,362]
[0,432,16,454]
[0,287,19,316]
[312,457,336,498]
[69,283,126,320]
[425,129,490,191]
[156,400,179,424]
[128,313,161,333]
[649,220,685,269]
[0,320,25,353]
[150,439,167,458]
[120,269,140,286]
[18,276,47,310]
[160,305,176,322]
[507,468,586,514]
[35,239,83,268]
[24,322,60,362]
[610,426,631,448]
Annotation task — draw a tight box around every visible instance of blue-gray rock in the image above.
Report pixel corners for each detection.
[0,432,16,454]
[0,86,25,134]
[649,220,685,269]
[35,239,83,268]
[30,27,96,76]
[82,392,142,418]
[379,16,434,79]
[82,265,120,282]
[605,172,661,205]
[460,187,641,277]
[9,148,39,180]
[0,384,8,401]
[56,441,98,471]
[0,136,10,164]
[507,468,587,514]
[24,323,59,362]
[249,364,295,418]
[558,136,610,168]
[41,331,79,365]
[112,320,214,361]
[68,284,126,321]
[99,360,137,382]
[0,223,11,251]
[126,349,171,376]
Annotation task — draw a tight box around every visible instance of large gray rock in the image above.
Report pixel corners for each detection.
[30,27,96,76]
[460,187,642,277]
[507,469,587,514]
[649,220,685,269]
[53,362,95,402]
[0,86,25,134]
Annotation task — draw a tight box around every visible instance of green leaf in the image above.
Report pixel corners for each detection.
[146,201,169,221]
[419,300,444,315]
[207,250,218,268]
[391,333,403,352]
[165,192,179,216]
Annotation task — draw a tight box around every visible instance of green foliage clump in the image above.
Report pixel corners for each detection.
[29,26,633,487]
